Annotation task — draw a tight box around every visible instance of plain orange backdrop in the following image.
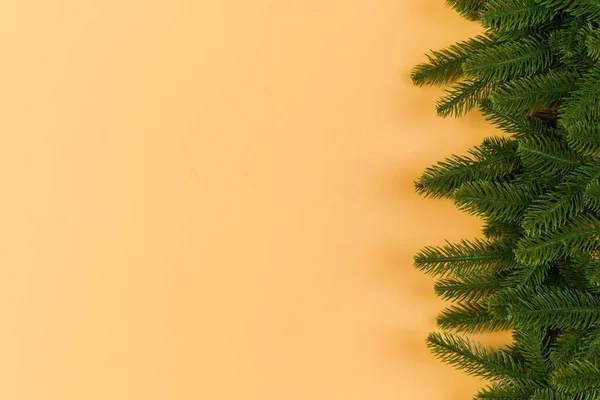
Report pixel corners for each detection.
[1,1,511,399]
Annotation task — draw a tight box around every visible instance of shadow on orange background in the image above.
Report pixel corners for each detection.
[1,1,510,399]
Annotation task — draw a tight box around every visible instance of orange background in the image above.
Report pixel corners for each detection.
[2,1,507,399]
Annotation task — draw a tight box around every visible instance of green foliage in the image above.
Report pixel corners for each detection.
[412,35,495,86]
[475,381,532,399]
[560,67,600,155]
[411,0,600,397]
[491,70,579,116]
[415,136,519,199]
[501,286,600,330]
[480,0,557,31]
[538,0,600,20]
[446,0,487,20]
[520,162,600,235]
[414,238,515,277]
[586,27,600,60]
[517,134,581,178]
[437,301,512,333]
[436,78,494,117]
[434,272,503,302]
[454,181,540,222]
[551,360,600,393]
[463,36,553,82]
[515,214,600,265]
[426,332,536,385]
[479,98,551,138]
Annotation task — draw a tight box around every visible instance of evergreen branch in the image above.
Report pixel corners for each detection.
[517,134,581,178]
[576,329,600,364]
[586,27,600,60]
[551,360,600,394]
[435,272,503,302]
[550,330,587,368]
[503,262,550,288]
[516,214,600,266]
[454,181,540,222]
[480,0,557,31]
[511,328,550,380]
[491,70,579,115]
[521,163,600,235]
[464,36,553,81]
[414,238,516,277]
[412,35,494,86]
[426,332,536,384]
[556,257,600,292]
[506,287,600,330]
[479,98,551,138]
[415,136,518,199]
[436,78,494,117]
[584,180,600,214]
[529,388,593,400]
[538,0,600,20]
[437,301,512,333]
[569,252,600,288]
[446,0,487,21]
[475,381,532,399]
[560,66,600,155]
[482,220,524,241]
[548,17,589,66]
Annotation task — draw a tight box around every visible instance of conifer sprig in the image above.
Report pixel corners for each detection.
[411,0,600,396]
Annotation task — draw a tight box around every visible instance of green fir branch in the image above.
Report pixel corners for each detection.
[454,181,540,222]
[464,36,553,81]
[426,332,536,384]
[437,301,512,333]
[480,0,557,31]
[415,136,518,199]
[412,35,494,86]
[516,213,600,265]
[414,238,516,277]
[436,78,495,117]
[435,272,503,302]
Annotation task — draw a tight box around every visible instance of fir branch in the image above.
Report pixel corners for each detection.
[436,78,494,117]
[491,70,579,116]
[464,36,553,82]
[412,35,494,86]
[529,388,594,400]
[503,262,550,288]
[556,257,600,292]
[446,0,487,21]
[480,0,557,31]
[584,180,600,214]
[506,287,600,330]
[586,27,600,60]
[550,330,587,368]
[482,220,524,241]
[521,163,600,235]
[415,136,519,199]
[538,0,600,20]
[560,66,600,155]
[516,213,600,266]
[517,134,581,179]
[426,332,536,384]
[548,17,590,66]
[512,328,550,380]
[475,381,532,399]
[414,238,516,277]
[479,98,551,138]
[435,272,503,302]
[454,181,540,222]
[437,301,512,333]
[551,360,600,394]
